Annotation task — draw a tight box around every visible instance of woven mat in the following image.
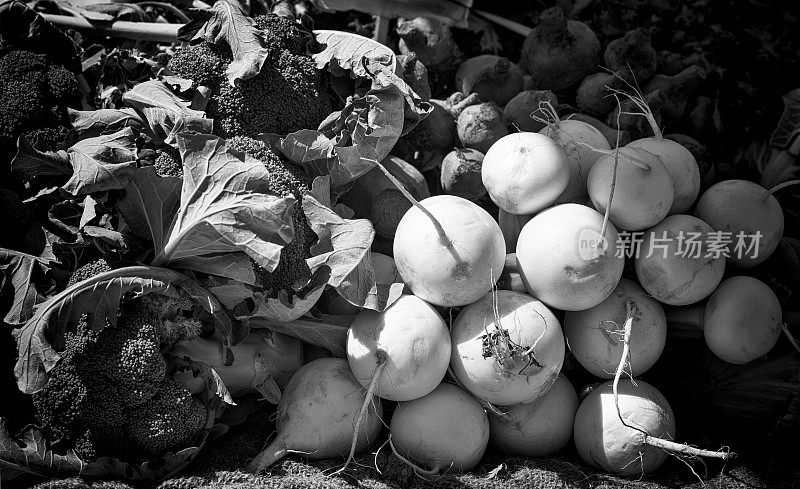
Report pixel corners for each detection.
[20,407,799,489]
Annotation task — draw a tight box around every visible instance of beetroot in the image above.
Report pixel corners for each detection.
[504,90,558,132]
[455,55,524,106]
[457,102,509,153]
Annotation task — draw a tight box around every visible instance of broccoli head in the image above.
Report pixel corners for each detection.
[153,144,183,178]
[0,48,80,161]
[31,291,207,461]
[167,13,331,138]
[66,258,112,288]
[226,135,315,295]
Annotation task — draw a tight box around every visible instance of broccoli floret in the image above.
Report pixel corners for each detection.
[226,136,315,294]
[67,258,112,287]
[21,125,77,152]
[128,377,206,456]
[31,292,208,461]
[167,14,331,138]
[153,145,182,178]
[0,48,80,159]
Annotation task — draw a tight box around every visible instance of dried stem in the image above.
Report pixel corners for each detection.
[766,179,800,196]
[389,435,442,476]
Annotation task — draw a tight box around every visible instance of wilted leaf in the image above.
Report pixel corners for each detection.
[152,134,295,278]
[313,29,395,78]
[178,0,269,87]
[62,128,139,195]
[0,249,51,326]
[68,107,146,139]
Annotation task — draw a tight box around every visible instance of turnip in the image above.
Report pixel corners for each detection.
[694,179,786,267]
[455,55,524,106]
[610,81,701,215]
[566,113,631,148]
[247,358,382,473]
[704,276,783,364]
[389,383,489,474]
[519,6,601,91]
[536,103,611,204]
[587,146,674,231]
[482,132,570,215]
[635,215,726,306]
[393,194,506,307]
[564,279,666,379]
[488,373,578,457]
[457,101,509,154]
[573,379,731,475]
[516,204,624,311]
[450,289,565,405]
[504,89,558,132]
[347,294,450,402]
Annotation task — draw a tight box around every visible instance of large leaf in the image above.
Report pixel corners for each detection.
[0,419,85,479]
[151,134,295,278]
[115,166,182,255]
[250,315,351,358]
[62,128,139,195]
[68,107,146,139]
[178,0,269,87]
[122,81,213,147]
[10,138,73,188]
[0,249,51,326]
[13,266,232,394]
[278,30,432,187]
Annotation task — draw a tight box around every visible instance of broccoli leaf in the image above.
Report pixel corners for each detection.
[178,0,269,87]
[9,138,72,188]
[278,30,432,187]
[62,128,139,195]
[0,249,51,326]
[116,166,182,255]
[151,134,295,280]
[250,315,350,358]
[0,418,86,479]
[13,265,232,394]
[68,107,146,139]
[122,80,213,147]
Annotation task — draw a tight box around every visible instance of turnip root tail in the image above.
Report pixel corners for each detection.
[612,299,735,463]
[766,179,800,197]
[781,323,800,355]
[371,159,466,268]
[334,350,387,474]
[388,434,443,476]
[605,70,663,139]
[247,439,288,474]
[530,100,561,129]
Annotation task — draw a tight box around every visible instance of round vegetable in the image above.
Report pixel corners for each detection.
[455,55,524,106]
[373,188,412,240]
[635,214,726,306]
[450,290,565,405]
[482,132,570,214]
[347,294,451,401]
[248,358,383,472]
[588,146,674,231]
[440,148,487,200]
[394,195,506,307]
[573,380,674,475]
[489,373,578,457]
[390,383,489,473]
[516,204,625,311]
[694,179,784,267]
[703,276,782,364]
[504,90,558,132]
[564,279,666,379]
[538,111,611,204]
[457,102,509,154]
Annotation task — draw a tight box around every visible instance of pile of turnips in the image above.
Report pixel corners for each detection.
[248,9,799,482]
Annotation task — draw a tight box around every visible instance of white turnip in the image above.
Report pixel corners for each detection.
[488,373,578,457]
[482,132,570,215]
[564,279,666,379]
[390,383,489,474]
[635,214,726,306]
[694,179,785,267]
[393,194,506,307]
[587,146,674,231]
[247,358,383,473]
[516,204,624,311]
[450,290,565,405]
[703,276,782,364]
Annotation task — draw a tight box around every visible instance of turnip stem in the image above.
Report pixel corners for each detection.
[577,143,652,171]
[766,179,800,196]
[388,435,441,476]
[335,352,386,474]
[644,438,734,460]
[605,73,664,139]
[611,299,637,424]
[372,160,465,265]
[247,441,288,473]
[781,323,800,355]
